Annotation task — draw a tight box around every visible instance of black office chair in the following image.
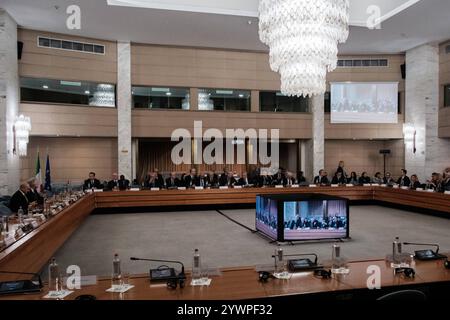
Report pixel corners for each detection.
[377,289,426,301]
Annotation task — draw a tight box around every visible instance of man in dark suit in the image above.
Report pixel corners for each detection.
[409,174,421,190]
[313,169,325,184]
[107,173,120,191]
[331,172,346,185]
[210,170,219,187]
[296,171,306,184]
[26,178,44,205]
[9,182,30,214]
[272,168,287,186]
[118,175,130,190]
[166,172,181,189]
[154,168,165,188]
[397,169,411,187]
[320,171,330,185]
[184,168,200,187]
[236,172,251,186]
[83,172,103,190]
[219,172,236,187]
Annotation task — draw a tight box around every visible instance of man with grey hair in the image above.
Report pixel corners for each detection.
[26,178,44,204]
[9,182,31,214]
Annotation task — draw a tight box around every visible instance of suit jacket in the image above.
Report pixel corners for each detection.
[313,176,321,184]
[219,175,236,187]
[184,175,200,187]
[155,174,165,188]
[236,177,250,186]
[331,176,346,184]
[210,174,219,186]
[410,181,421,190]
[165,177,181,188]
[397,176,411,187]
[358,176,371,184]
[272,174,287,185]
[107,179,129,191]
[9,190,29,213]
[26,188,44,204]
[83,178,103,190]
[320,176,330,185]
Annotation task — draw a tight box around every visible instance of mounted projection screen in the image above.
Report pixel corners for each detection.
[330,82,398,124]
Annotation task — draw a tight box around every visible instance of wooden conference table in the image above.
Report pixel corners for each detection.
[0,186,449,300]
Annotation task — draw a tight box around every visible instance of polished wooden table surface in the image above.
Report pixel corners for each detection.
[1,186,449,287]
[1,256,449,300]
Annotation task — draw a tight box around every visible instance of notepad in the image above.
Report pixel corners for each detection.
[331,184,339,187]
[195,186,204,190]
[151,188,160,191]
[177,187,186,190]
[309,184,317,188]
[219,186,228,189]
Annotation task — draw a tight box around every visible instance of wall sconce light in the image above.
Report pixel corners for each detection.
[403,122,416,154]
[13,114,31,157]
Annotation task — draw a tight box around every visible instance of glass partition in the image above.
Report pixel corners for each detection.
[198,89,250,111]
[260,91,309,113]
[20,77,116,107]
[132,86,190,110]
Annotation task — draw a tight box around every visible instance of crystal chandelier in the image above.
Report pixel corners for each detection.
[259,0,350,97]
[14,114,31,157]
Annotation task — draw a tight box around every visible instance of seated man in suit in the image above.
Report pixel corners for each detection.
[372,172,383,184]
[383,172,395,185]
[209,170,219,187]
[409,174,421,190]
[272,168,287,186]
[199,171,211,187]
[313,169,325,184]
[442,169,450,192]
[236,171,251,186]
[296,171,306,184]
[118,175,130,190]
[358,172,371,184]
[397,169,411,187]
[107,173,120,191]
[165,172,181,189]
[331,172,346,185]
[220,172,237,187]
[184,168,200,188]
[9,182,30,214]
[83,172,103,190]
[285,172,296,186]
[154,168,165,188]
[426,172,442,191]
[320,171,330,185]
[26,178,44,205]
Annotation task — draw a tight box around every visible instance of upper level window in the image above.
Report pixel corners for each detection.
[198,89,250,111]
[445,85,450,107]
[20,77,115,107]
[260,91,309,113]
[132,86,190,110]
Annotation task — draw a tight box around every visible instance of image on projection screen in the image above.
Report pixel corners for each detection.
[330,82,398,124]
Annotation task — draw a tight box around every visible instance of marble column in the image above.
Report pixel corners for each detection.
[405,44,450,179]
[305,94,325,181]
[0,9,19,195]
[117,42,132,180]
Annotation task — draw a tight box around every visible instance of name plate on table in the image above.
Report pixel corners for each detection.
[309,184,317,188]
[371,183,380,186]
[86,189,93,193]
[151,188,160,191]
[346,184,354,187]
[15,228,24,237]
[380,184,387,187]
[233,186,242,189]
[426,189,434,193]
[93,189,103,193]
[4,236,15,246]
[445,191,450,195]
[363,184,371,187]
[401,186,409,190]
[130,188,140,191]
[219,186,228,190]
[31,221,39,229]
[195,186,204,190]
[331,184,339,187]
[415,188,424,191]
[275,185,284,188]
[392,185,399,189]
[177,187,186,190]
[291,184,300,188]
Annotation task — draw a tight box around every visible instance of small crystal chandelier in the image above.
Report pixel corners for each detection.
[89,84,116,107]
[259,0,350,97]
[14,114,31,157]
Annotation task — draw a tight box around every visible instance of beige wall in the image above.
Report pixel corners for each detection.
[439,41,450,137]
[18,29,117,83]
[324,139,405,179]
[21,137,118,184]
[20,103,118,137]
[132,109,312,139]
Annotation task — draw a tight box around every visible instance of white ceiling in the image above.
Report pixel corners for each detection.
[1,0,449,54]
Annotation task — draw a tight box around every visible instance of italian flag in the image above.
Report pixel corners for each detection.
[35,151,42,192]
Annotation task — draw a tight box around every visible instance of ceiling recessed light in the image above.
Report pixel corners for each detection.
[85,90,90,94]
[166,92,172,96]
[43,85,49,89]
[239,94,244,98]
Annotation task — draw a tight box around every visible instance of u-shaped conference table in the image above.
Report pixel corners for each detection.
[0,186,449,300]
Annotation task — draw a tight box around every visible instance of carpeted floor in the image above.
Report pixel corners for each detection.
[44,205,450,277]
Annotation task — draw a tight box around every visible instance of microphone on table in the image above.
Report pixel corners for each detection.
[130,257,186,289]
[403,242,447,261]
[0,270,43,295]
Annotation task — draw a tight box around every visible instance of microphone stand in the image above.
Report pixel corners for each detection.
[130,257,186,288]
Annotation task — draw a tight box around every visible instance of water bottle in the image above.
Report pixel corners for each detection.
[192,249,201,284]
[48,258,61,292]
[112,253,122,288]
[332,243,341,269]
[274,246,287,277]
[392,236,402,264]
[17,207,24,225]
